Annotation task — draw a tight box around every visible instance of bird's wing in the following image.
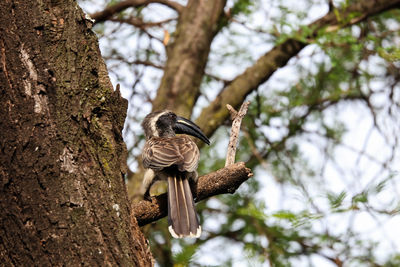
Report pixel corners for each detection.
[175,136,199,172]
[142,136,199,172]
[142,138,182,170]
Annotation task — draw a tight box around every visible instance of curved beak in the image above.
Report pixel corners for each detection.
[174,116,210,145]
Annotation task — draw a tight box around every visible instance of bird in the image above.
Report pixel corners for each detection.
[141,110,210,238]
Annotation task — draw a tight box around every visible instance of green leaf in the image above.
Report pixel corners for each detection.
[327,191,347,209]
[352,192,368,204]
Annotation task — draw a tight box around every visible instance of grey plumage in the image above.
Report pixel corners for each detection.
[141,110,209,238]
[167,173,200,238]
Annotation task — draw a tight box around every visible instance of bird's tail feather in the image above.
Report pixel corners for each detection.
[167,174,201,238]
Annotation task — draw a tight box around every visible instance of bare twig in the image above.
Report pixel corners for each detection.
[242,128,268,169]
[108,17,175,29]
[132,162,253,226]
[204,72,232,86]
[225,101,250,167]
[90,0,184,24]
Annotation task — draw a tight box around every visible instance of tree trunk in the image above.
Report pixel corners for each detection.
[152,0,226,117]
[0,0,152,265]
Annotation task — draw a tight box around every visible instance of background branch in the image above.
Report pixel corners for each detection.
[90,0,183,24]
[195,0,400,141]
[132,162,253,226]
[151,0,227,117]
[108,17,175,29]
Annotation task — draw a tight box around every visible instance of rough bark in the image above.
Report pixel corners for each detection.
[0,0,152,265]
[133,162,253,226]
[195,0,400,141]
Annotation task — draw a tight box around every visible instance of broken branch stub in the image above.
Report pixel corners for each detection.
[225,101,250,167]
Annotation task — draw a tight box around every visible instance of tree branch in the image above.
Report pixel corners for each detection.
[195,0,400,141]
[108,17,175,29]
[152,0,184,13]
[132,162,253,226]
[90,0,183,24]
[225,102,250,166]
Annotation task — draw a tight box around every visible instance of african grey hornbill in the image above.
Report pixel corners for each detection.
[141,110,210,238]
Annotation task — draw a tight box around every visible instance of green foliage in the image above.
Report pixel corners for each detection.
[327,191,347,209]
[173,243,199,265]
[384,253,400,266]
[230,0,254,17]
[378,47,400,62]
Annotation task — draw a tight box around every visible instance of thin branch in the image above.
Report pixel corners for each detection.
[204,72,232,85]
[108,17,175,29]
[132,60,163,69]
[242,128,268,169]
[151,0,184,13]
[132,162,253,226]
[225,101,250,166]
[104,53,165,69]
[115,59,232,83]
[90,0,184,24]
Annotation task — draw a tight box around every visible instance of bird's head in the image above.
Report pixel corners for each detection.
[142,110,210,145]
